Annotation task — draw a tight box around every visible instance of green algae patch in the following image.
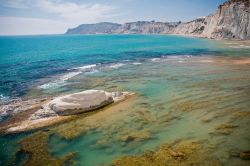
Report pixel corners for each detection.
[52,114,91,140]
[20,132,77,166]
[177,101,196,112]
[231,111,250,120]
[212,123,239,135]
[112,140,222,166]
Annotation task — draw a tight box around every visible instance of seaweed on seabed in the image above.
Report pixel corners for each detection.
[112,140,223,166]
[19,131,78,166]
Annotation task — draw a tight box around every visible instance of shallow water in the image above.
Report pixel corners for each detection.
[0,35,250,165]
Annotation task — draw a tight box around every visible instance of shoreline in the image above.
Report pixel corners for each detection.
[2,33,250,42]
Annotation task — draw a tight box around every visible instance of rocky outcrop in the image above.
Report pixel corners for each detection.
[65,0,250,40]
[0,90,134,134]
[65,22,121,34]
[171,18,206,36]
[114,21,180,34]
[32,90,130,118]
[173,0,250,39]
[0,98,49,122]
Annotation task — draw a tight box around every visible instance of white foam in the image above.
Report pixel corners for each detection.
[38,71,81,89]
[150,58,161,62]
[151,55,191,63]
[60,72,81,81]
[73,64,97,71]
[38,64,100,90]
[109,63,125,69]
[132,62,142,65]
[0,94,9,102]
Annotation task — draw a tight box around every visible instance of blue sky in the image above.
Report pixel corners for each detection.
[0,0,226,35]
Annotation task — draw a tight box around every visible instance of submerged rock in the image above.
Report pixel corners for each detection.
[112,140,223,166]
[240,151,250,160]
[212,123,239,135]
[20,132,78,166]
[119,131,151,143]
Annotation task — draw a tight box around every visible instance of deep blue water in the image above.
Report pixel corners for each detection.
[0,34,248,101]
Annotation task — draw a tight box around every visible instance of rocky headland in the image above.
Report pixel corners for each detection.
[66,22,121,34]
[65,0,250,40]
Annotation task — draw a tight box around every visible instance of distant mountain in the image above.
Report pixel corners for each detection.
[65,22,121,34]
[65,21,181,35]
[65,0,250,40]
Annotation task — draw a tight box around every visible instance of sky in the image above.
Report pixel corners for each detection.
[0,0,226,35]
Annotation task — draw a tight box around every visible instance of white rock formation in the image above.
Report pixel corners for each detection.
[172,0,250,39]
[32,90,131,119]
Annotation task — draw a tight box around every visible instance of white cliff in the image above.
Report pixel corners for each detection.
[65,0,250,40]
[172,0,250,39]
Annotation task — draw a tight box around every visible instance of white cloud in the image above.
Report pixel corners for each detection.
[0,0,30,9]
[37,0,117,24]
[0,0,118,35]
[0,16,67,35]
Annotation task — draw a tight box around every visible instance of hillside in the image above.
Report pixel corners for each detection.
[65,0,250,40]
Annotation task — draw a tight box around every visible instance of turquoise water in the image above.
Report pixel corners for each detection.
[0,34,248,101]
[0,35,250,166]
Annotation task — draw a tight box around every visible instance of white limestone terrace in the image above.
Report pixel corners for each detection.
[32,90,132,119]
[0,90,134,134]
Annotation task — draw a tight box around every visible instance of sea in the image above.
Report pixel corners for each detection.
[0,34,250,165]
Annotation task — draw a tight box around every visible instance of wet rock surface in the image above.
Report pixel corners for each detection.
[240,151,250,160]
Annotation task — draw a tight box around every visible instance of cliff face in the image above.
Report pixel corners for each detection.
[205,0,250,39]
[171,18,206,35]
[65,22,121,34]
[114,21,180,34]
[65,0,250,40]
[173,0,250,39]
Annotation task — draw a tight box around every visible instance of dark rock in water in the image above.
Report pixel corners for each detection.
[240,151,250,160]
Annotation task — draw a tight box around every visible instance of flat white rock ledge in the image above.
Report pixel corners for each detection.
[32,90,132,119]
